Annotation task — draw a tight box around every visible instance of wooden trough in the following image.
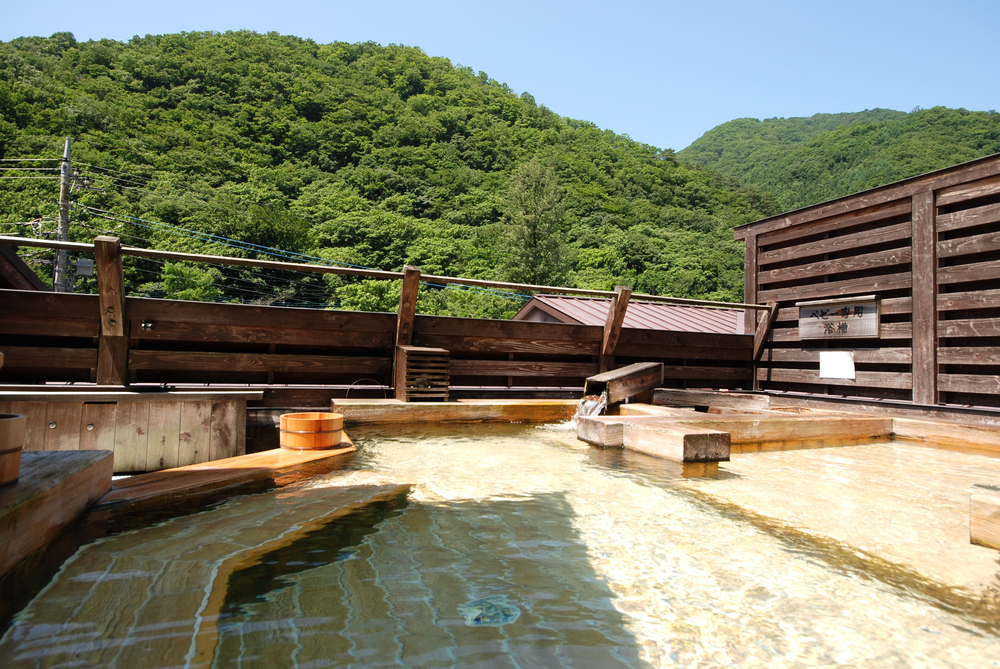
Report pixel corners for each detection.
[583,362,664,404]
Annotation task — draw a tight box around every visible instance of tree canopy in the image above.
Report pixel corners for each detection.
[679,108,1000,211]
[0,31,768,315]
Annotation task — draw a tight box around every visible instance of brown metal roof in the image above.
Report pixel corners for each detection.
[512,295,744,334]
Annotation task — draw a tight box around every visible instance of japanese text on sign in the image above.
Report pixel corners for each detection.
[797,298,879,339]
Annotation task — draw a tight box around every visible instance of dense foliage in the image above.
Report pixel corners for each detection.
[679,108,1000,211]
[0,31,769,315]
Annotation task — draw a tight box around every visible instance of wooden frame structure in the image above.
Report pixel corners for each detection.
[0,236,764,404]
[737,153,1000,407]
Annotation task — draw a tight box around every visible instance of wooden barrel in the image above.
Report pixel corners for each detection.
[0,413,26,487]
[279,412,344,451]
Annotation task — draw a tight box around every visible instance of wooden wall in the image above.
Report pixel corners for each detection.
[738,153,1000,407]
[0,290,100,383]
[0,395,246,473]
[0,289,752,399]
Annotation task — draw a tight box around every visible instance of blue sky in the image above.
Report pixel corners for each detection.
[3,0,998,151]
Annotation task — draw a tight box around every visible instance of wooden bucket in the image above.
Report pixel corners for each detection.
[0,413,26,487]
[279,412,344,451]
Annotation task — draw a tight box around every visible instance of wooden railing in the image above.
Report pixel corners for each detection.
[0,235,760,403]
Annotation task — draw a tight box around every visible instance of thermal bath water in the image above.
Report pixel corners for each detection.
[2,423,1000,667]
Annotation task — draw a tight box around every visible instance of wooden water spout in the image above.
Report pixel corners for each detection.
[583,362,664,405]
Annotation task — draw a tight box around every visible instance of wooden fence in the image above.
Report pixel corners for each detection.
[0,237,756,404]
[738,152,1000,408]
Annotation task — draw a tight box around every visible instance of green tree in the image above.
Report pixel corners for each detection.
[498,157,567,286]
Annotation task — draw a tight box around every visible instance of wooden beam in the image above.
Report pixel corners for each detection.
[395,265,420,348]
[734,155,1000,239]
[757,271,912,303]
[752,301,778,390]
[971,491,1000,551]
[755,367,912,389]
[4,235,769,311]
[584,362,663,404]
[128,350,390,375]
[333,399,578,425]
[753,301,778,362]
[757,247,911,286]
[756,200,912,247]
[758,220,911,265]
[450,359,597,378]
[622,422,730,463]
[936,172,1000,206]
[601,285,631,356]
[94,442,355,508]
[94,236,128,386]
[911,191,938,405]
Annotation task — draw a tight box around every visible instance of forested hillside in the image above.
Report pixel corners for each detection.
[679,107,1000,211]
[0,31,769,316]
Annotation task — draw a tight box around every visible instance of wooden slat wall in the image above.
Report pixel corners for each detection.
[742,153,1000,407]
[1,291,754,395]
[125,297,396,385]
[414,315,752,390]
[0,291,100,383]
[936,172,1000,406]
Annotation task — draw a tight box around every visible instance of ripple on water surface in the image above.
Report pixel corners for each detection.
[1,422,999,667]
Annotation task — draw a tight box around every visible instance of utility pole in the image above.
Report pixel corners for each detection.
[53,137,72,292]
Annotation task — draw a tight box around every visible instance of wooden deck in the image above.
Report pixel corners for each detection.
[0,450,112,576]
[92,439,357,521]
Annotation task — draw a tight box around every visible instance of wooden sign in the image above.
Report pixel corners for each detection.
[796,295,880,340]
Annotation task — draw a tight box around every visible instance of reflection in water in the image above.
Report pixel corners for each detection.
[1,422,999,668]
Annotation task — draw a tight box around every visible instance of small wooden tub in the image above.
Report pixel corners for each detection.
[0,413,26,487]
[279,412,345,451]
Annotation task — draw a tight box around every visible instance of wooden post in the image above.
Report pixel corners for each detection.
[911,190,938,405]
[396,265,420,348]
[393,266,421,399]
[600,285,631,371]
[95,236,128,386]
[743,234,758,334]
[752,301,779,390]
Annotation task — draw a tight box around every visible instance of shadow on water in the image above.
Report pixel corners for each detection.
[220,494,409,618]
[215,493,651,668]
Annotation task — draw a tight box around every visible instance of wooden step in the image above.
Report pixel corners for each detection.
[0,450,113,577]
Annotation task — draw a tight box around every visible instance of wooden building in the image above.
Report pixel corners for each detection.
[737,152,1000,408]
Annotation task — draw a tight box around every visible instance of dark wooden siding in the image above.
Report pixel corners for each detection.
[738,153,1000,407]
[1,290,753,395]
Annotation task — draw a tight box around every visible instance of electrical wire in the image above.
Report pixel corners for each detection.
[7,153,530,304]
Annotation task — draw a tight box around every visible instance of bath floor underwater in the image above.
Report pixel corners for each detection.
[0,422,998,667]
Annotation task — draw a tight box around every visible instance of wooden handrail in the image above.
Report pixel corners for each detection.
[0,234,772,310]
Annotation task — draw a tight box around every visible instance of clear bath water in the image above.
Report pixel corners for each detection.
[2,422,999,668]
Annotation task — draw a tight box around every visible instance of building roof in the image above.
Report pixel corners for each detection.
[0,246,48,291]
[512,295,744,334]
